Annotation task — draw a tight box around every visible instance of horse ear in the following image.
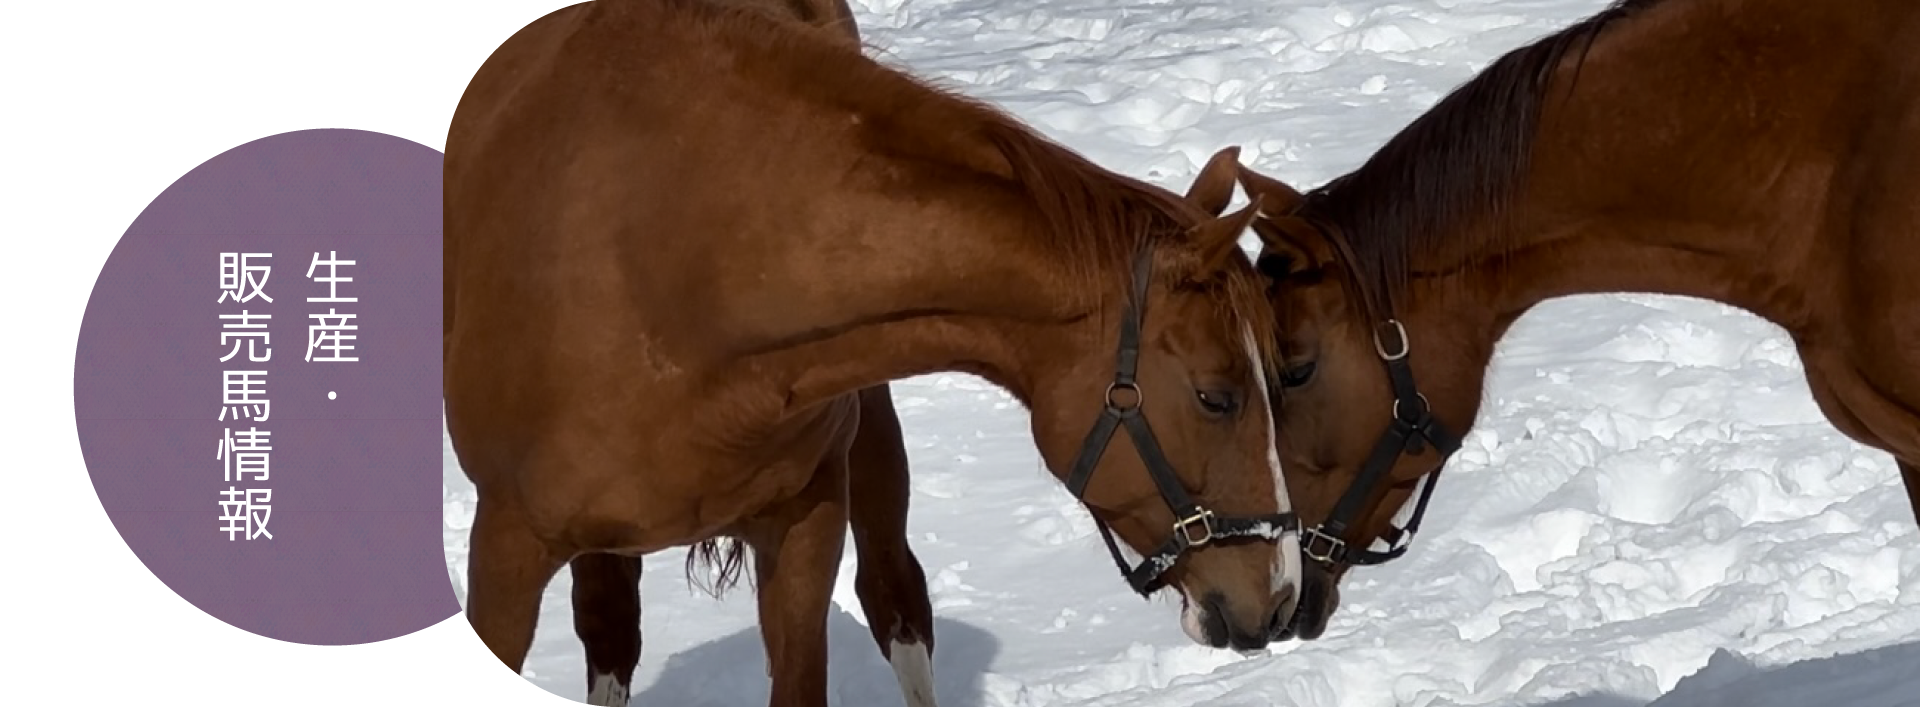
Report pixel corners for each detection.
[1229,164,1322,280]
[1251,216,1333,281]
[1184,146,1242,217]
[1188,194,1265,277]
[1235,163,1304,217]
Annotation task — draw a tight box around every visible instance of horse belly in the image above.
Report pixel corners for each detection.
[507,390,860,553]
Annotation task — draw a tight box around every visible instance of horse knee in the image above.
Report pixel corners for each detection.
[465,497,563,674]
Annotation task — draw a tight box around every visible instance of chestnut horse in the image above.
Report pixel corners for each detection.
[554,3,941,706]
[1208,0,1920,642]
[443,1,1307,705]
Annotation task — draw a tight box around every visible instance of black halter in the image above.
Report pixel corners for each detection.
[1298,319,1461,568]
[1064,248,1301,597]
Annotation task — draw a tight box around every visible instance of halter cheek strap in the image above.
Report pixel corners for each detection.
[1063,249,1301,597]
[1300,319,1461,567]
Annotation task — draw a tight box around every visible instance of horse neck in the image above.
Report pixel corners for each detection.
[625,3,1135,415]
[1421,0,1854,350]
[723,179,1104,416]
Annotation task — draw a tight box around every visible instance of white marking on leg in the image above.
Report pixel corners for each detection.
[1243,325,1304,610]
[888,638,940,707]
[586,671,629,707]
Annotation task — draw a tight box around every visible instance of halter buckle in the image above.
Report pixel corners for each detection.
[1302,527,1347,564]
[1175,508,1217,547]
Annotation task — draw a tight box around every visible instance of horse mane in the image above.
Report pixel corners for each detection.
[974,118,1286,374]
[659,0,1282,594]
[1295,0,1663,321]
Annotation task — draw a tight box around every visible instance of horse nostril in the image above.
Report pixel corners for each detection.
[1281,572,1330,641]
[1199,591,1230,648]
[1266,597,1299,641]
[1273,580,1298,622]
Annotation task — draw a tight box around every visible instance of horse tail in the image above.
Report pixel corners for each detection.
[683,537,751,598]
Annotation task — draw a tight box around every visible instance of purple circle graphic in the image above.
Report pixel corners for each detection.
[73,128,457,645]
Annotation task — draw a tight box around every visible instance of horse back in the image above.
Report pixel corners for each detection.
[443,0,889,487]
[707,0,860,43]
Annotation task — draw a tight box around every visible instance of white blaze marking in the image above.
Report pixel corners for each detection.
[888,639,940,707]
[1243,325,1304,610]
[586,671,629,707]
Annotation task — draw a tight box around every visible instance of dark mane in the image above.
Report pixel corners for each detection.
[970,100,1283,374]
[1296,0,1662,321]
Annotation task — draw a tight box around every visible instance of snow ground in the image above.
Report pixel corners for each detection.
[440,0,1920,705]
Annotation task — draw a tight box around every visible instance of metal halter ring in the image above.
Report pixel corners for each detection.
[1373,319,1410,361]
[1391,393,1432,423]
[1104,381,1143,415]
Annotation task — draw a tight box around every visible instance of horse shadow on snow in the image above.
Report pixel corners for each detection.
[635,609,1001,707]
[1515,639,1920,707]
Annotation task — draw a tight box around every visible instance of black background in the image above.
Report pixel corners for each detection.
[63,2,587,703]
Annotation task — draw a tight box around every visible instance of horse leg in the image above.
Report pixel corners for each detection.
[1899,459,1920,525]
[1800,354,1920,524]
[743,458,850,707]
[466,492,566,675]
[570,552,643,706]
[849,385,938,707]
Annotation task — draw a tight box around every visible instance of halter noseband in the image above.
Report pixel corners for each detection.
[1298,318,1461,568]
[1064,248,1301,597]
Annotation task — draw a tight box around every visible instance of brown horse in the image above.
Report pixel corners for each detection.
[554,3,941,705]
[443,1,1306,705]
[1210,0,1920,642]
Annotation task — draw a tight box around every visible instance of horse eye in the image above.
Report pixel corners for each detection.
[1195,389,1237,416]
[1281,361,1317,388]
